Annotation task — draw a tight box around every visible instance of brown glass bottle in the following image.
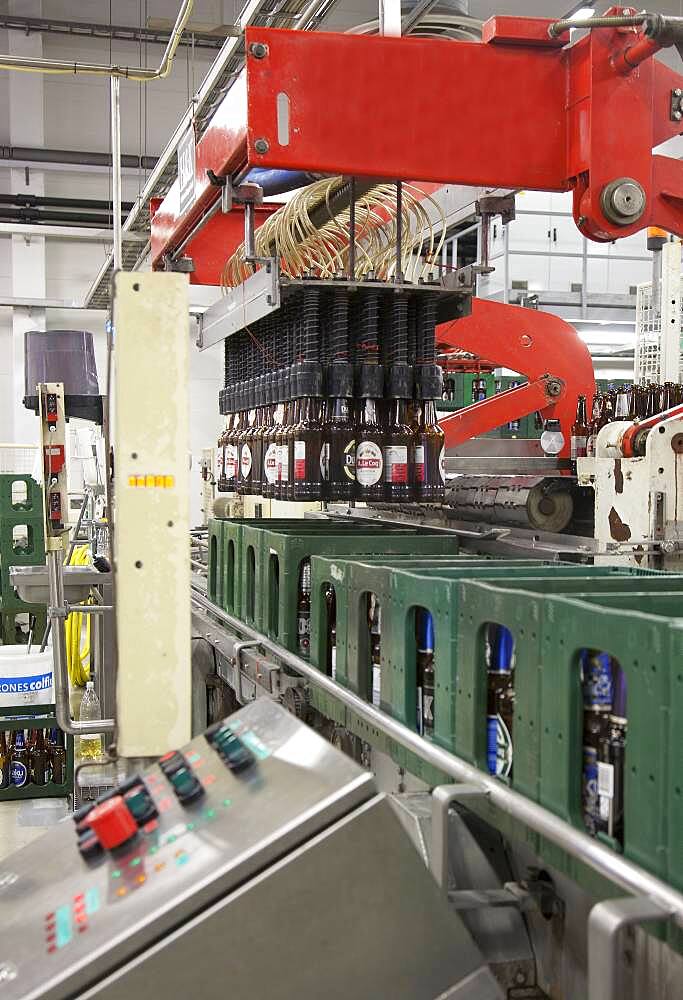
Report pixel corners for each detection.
[296,560,312,659]
[240,406,257,495]
[571,394,589,461]
[216,423,227,492]
[224,411,239,493]
[0,732,9,789]
[586,395,601,457]
[614,386,630,421]
[263,402,281,499]
[383,398,415,502]
[324,397,356,502]
[49,728,67,785]
[277,398,295,501]
[414,398,445,502]
[292,396,324,501]
[31,729,52,786]
[10,729,30,788]
[356,398,386,502]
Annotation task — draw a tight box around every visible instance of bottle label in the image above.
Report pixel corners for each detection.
[571,434,587,460]
[343,440,356,481]
[414,445,425,483]
[356,441,383,486]
[10,760,27,787]
[215,449,224,481]
[297,613,311,657]
[278,444,289,483]
[225,444,237,481]
[586,434,596,457]
[486,714,513,777]
[439,446,446,484]
[384,445,408,484]
[294,440,306,481]
[582,653,613,708]
[372,665,381,707]
[264,443,278,484]
[598,761,614,800]
[240,444,252,480]
[319,443,330,480]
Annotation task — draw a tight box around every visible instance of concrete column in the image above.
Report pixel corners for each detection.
[8,0,46,445]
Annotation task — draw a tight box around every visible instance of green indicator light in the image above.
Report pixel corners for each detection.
[186,822,195,831]
[111,870,121,879]
[130,858,141,868]
[149,846,158,855]
[204,809,215,820]
[222,799,231,807]
[167,834,176,844]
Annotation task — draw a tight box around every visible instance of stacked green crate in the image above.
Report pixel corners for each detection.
[0,707,74,801]
[0,475,47,645]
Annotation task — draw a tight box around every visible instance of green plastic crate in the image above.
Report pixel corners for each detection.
[0,706,74,800]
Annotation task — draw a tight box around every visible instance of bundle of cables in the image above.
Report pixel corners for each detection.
[221,176,446,289]
[64,544,92,687]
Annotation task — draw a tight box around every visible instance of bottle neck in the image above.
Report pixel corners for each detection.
[329,397,352,422]
[421,399,438,426]
[360,398,381,426]
[388,398,409,426]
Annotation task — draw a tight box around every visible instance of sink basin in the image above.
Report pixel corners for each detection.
[9,564,111,604]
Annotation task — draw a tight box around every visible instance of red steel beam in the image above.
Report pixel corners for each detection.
[151,11,683,264]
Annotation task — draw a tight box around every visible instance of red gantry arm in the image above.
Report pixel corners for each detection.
[436,299,596,458]
[151,10,683,267]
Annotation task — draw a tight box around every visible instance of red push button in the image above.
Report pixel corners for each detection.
[87,795,138,850]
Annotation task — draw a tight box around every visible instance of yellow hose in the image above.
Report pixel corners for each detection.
[64,545,91,686]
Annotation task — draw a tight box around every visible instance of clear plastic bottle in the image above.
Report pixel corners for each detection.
[78,681,103,760]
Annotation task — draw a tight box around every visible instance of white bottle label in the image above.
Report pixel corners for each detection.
[319,443,330,480]
[215,449,224,480]
[414,445,425,483]
[294,440,306,481]
[372,665,381,707]
[264,443,278,484]
[384,445,408,484]
[240,444,252,479]
[356,441,383,486]
[279,444,289,483]
[439,446,446,484]
[571,434,587,460]
[225,444,237,480]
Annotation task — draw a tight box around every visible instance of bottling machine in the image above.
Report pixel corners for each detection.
[7,9,683,1000]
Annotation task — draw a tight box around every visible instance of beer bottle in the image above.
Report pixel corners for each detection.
[216,424,227,492]
[262,389,280,499]
[416,610,435,737]
[292,393,324,501]
[471,376,487,403]
[250,398,264,497]
[414,398,446,503]
[598,664,627,844]
[355,397,386,503]
[571,394,589,461]
[296,560,312,660]
[324,396,356,503]
[507,381,521,433]
[324,584,337,679]
[580,648,611,837]
[49,728,67,785]
[31,728,52,786]
[10,729,30,788]
[0,731,9,789]
[239,397,256,495]
[586,395,602,457]
[486,626,514,778]
[614,386,630,420]
[368,595,382,707]
[384,397,415,503]
[224,411,239,493]
[276,391,294,501]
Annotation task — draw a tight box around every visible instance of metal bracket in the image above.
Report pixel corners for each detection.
[430,783,489,893]
[670,86,683,121]
[161,254,194,273]
[232,640,261,703]
[587,897,674,1000]
[221,179,263,215]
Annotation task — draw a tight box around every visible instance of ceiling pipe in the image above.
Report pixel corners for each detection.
[0,0,194,79]
[0,193,135,212]
[0,145,158,171]
[0,208,121,226]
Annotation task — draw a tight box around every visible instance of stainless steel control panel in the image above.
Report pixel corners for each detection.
[0,701,374,1000]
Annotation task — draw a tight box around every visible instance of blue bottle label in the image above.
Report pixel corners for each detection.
[487,714,513,777]
[10,761,27,787]
[582,653,613,709]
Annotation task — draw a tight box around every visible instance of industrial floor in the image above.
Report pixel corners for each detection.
[0,798,69,861]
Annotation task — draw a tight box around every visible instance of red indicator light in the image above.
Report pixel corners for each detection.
[143,819,159,834]
[45,912,54,921]
[78,925,88,934]
[75,915,87,925]
[47,945,56,955]
[73,893,84,902]
[46,933,55,944]
[201,774,216,787]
